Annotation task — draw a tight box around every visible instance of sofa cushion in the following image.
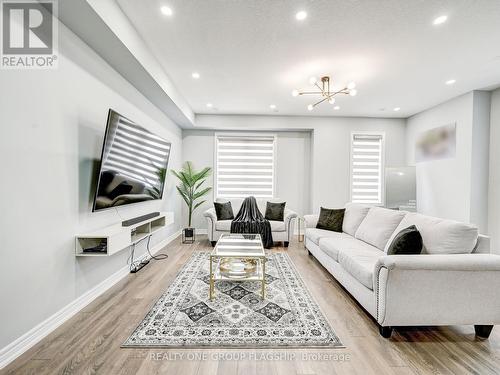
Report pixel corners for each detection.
[338,246,383,290]
[342,203,371,236]
[214,201,234,221]
[319,234,375,262]
[316,207,345,232]
[215,220,232,231]
[384,212,479,254]
[269,220,285,232]
[386,225,423,255]
[216,198,244,216]
[265,202,286,221]
[355,207,406,250]
[215,219,285,232]
[305,228,342,245]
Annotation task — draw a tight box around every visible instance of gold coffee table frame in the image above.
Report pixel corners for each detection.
[209,233,266,300]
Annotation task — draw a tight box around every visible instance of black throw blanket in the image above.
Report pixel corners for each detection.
[230,196,273,248]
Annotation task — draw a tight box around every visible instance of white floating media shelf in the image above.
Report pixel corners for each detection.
[75,212,173,257]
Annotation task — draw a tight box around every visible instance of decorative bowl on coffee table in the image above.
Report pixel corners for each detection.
[209,233,266,299]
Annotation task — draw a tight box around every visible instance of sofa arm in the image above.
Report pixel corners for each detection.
[284,209,297,223]
[303,214,319,228]
[203,208,217,221]
[375,254,500,273]
[204,208,217,241]
[375,254,500,326]
[283,209,297,241]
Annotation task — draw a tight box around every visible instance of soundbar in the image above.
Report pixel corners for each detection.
[122,212,160,227]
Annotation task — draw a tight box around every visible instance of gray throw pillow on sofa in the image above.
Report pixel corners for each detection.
[386,225,423,255]
[265,201,286,221]
[316,207,345,232]
[214,201,234,220]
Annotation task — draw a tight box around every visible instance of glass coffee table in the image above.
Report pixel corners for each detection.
[209,233,266,300]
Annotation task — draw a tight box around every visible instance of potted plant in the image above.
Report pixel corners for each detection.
[171,161,212,243]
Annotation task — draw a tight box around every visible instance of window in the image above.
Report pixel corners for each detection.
[215,134,275,198]
[350,133,384,204]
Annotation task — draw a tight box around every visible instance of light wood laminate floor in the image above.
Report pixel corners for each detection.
[3,236,500,374]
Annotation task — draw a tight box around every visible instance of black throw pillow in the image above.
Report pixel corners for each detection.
[386,225,423,255]
[108,181,133,199]
[265,201,286,221]
[316,207,345,232]
[214,201,234,220]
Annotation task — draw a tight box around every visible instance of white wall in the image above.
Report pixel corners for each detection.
[195,115,407,214]
[406,91,490,232]
[488,88,500,253]
[471,91,491,231]
[0,21,182,348]
[182,130,311,229]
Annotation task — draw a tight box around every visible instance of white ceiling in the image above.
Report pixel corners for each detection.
[117,0,500,118]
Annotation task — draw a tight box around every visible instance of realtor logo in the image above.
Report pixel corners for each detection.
[1,0,58,69]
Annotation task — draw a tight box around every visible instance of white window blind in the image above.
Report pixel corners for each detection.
[350,133,384,204]
[215,135,275,198]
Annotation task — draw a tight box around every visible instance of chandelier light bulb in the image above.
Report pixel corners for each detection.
[292,75,357,110]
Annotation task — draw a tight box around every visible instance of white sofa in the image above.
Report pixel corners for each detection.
[304,203,500,338]
[204,198,297,247]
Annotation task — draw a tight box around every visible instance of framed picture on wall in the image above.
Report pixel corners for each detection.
[415,123,456,163]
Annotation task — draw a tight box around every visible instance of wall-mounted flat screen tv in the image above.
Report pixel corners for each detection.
[92,109,171,211]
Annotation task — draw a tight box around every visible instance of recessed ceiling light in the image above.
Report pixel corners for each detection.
[393,107,401,112]
[296,11,307,21]
[269,104,277,110]
[206,103,213,108]
[191,72,200,79]
[160,6,173,16]
[333,106,340,110]
[433,15,448,25]
[445,79,456,85]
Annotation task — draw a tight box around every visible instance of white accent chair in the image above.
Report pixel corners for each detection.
[203,198,297,247]
[304,203,500,338]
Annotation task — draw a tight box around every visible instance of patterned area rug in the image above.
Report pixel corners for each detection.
[123,252,343,348]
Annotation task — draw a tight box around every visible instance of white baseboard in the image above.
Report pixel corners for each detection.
[0,230,181,370]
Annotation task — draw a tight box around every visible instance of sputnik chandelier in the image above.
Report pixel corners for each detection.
[292,76,357,111]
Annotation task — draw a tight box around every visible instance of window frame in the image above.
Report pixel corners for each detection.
[213,132,277,200]
[349,131,386,206]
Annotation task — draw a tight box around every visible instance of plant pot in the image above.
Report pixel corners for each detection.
[182,227,195,244]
